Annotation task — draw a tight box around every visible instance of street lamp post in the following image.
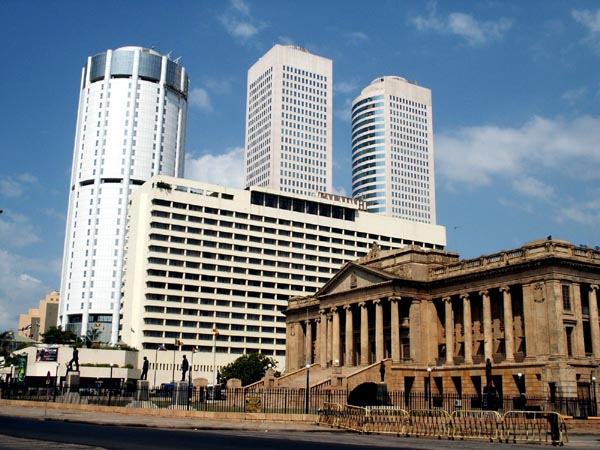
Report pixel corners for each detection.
[154,346,158,389]
[54,363,60,402]
[108,364,114,406]
[172,345,176,383]
[305,364,310,414]
[427,367,432,410]
[592,375,597,417]
[517,372,525,410]
[9,364,14,398]
[212,330,219,386]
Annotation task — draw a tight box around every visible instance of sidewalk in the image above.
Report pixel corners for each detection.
[1,399,599,435]
[0,400,324,432]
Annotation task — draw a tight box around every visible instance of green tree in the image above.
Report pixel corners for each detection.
[1,331,15,358]
[220,353,278,386]
[84,327,102,348]
[41,326,79,344]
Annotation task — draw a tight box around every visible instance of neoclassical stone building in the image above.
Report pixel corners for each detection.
[285,238,600,400]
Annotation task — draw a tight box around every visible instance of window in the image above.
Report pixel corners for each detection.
[565,326,574,357]
[562,285,571,311]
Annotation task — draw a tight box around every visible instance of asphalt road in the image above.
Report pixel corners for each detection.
[0,416,426,450]
[1,416,599,450]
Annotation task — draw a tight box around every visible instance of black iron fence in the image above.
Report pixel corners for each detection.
[0,382,597,418]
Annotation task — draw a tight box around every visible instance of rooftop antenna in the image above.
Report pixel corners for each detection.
[174,56,182,64]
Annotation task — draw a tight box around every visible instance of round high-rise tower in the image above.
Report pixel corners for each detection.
[59,47,188,343]
[351,76,436,224]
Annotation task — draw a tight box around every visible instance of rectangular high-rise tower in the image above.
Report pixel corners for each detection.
[351,76,436,224]
[244,45,332,197]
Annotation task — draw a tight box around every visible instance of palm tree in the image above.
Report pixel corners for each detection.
[85,327,102,348]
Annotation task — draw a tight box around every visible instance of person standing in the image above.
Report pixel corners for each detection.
[67,347,79,372]
[181,355,189,381]
[141,356,149,380]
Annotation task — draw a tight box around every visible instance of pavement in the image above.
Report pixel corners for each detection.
[0,401,599,450]
[0,403,323,432]
[1,402,600,433]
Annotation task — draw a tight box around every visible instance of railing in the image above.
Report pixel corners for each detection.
[318,404,568,445]
[450,410,502,441]
[502,410,568,445]
[1,383,596,420]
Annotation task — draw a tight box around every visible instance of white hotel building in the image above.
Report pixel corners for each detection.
[59,47,188,344]
[120,176,446,382]
[352,76,436,224]
[245,45,333,197]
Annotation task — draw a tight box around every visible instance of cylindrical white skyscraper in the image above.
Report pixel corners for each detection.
[352,76,436,224]
[59,47,188,344]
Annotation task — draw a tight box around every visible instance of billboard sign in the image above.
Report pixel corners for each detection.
[36,347,59,362]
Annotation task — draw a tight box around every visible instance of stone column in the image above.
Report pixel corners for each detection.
[461,293,473,364]
[374,299,384,361]
[344,304,354,366]
[549,281,567,357]
[500,286,515,362]
[297,321,306,370]
[286,324,298,371]
[319,310,327,367]
[573,283,586,358]
[360,302,369,365]
[390,297,401,363]
[480,290,493,361]
[327,313,333,365]
[590,285,600,360]
[522,283,537,358]
[443,296,454,364]
[306,319,313,365]
[332,307,341,365]
[409,299,422,363]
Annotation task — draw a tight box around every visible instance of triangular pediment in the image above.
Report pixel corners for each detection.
[315,262,395,297]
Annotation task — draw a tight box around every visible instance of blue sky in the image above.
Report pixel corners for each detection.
[1,0,600,331]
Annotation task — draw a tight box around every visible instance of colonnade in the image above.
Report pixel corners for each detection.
[442,287,516,365]
[286,283,600,372]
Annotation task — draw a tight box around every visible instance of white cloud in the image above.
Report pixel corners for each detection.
[219,0,263,42]
[205,77,233,94]
[189,87,213,111]
[221,17,259,40]
[436,113,600,229]
[556,199,600,226]
[411,5,512,46]
[334,97,353,123]
[277,36,295,46]
[231,0,250,16]
[0,211,41,248]
[562,86,588,105]
[0,249,57,331]
[332,185,348,197]
[0,173,37,198]
[184,147,245,188]
[334,80,360,94]
[572,8,600,51]
[346,31,369,44]
[437,115,600,191]
[572,9,600,33]
[511,176,554,201]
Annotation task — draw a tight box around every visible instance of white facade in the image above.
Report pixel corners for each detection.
[245,45,333,197]
[59,47,188,344]
[121,176,446,381]
[351,76,436,224]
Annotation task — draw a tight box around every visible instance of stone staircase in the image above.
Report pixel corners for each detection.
[272,360,390,391]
